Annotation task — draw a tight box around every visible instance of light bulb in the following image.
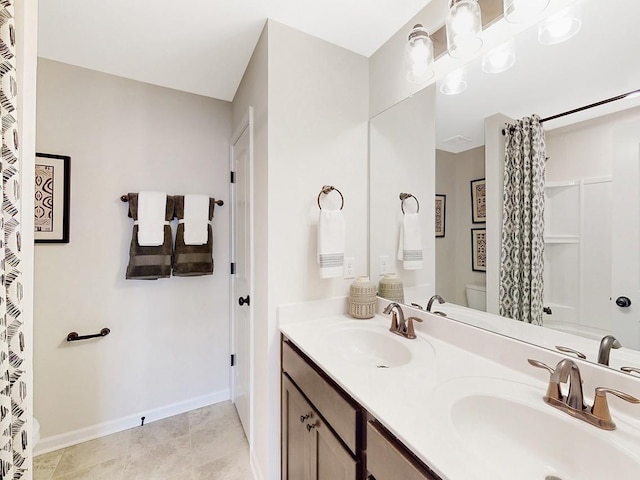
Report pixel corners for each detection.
[440,69,467,95]
[482,41,516,73]
[406,24,434,83]
[446,0,483,59]
[538,8,581,45]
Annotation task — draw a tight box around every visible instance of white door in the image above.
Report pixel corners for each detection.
[611,120,640,350]
[231,108,253,440]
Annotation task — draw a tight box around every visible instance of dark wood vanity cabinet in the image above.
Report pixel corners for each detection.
[282,376,359,480]
[281,338,361,480]
[281,336,439,480]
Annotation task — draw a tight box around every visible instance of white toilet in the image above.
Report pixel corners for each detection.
[465,284,487,311]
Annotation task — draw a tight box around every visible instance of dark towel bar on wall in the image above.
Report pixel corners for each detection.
[67,328,111,342]
[119,195,224,207]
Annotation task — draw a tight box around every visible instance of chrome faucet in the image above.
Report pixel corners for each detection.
[529,358,640,430]
[383,302,423,339]
[426,294,445,312]
[597,335,621,366]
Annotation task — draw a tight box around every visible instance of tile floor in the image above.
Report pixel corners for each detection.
[33,401,253,480]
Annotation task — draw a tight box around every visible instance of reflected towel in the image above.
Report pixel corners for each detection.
[397,213,423,270]
[318,209,345,279]
[137,191,168,246]
[126,193,174,280]
[183,194,210,245]
[172,195,215,277]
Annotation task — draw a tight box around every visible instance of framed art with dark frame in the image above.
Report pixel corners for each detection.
[471,228,486,272]
[35,153,70,243]
[435,194,446,238]
[470,178,486,223]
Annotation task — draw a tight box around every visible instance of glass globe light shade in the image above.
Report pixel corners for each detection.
[406,24,435,83]
[482,41,516,73]
[538,8,581,45]
[440,69,468,95]
[446,0,483,59]
[504,0,550,23]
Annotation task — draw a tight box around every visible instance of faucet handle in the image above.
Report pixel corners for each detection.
[405,316,423,339]
[410,303,425,310]
[555,345,587,359]
[591,387,640,429]
[388,311,398,333]
[621,366,640,376]
[528,359,562,402]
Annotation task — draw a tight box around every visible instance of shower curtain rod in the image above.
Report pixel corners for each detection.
[502,87,640,135]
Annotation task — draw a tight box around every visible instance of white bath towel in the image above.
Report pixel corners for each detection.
[136,191,167,247]
[318,209,345,279]
[397,213,423,270]
[183,194,210,245]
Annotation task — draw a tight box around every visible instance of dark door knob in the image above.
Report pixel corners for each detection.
[616,296,632,308]
[238,295,250,306]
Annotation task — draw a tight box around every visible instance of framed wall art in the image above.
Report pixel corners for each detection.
[35,153,70,243]
[435,194,446,238]
[470,178,486,223]
[471,228,486,272]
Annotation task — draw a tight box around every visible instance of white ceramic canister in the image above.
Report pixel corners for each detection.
[378,273,404,303]
[348,276,377,319]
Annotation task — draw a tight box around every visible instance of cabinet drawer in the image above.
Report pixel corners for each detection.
[282,339,360,454]
[367,421,438,480]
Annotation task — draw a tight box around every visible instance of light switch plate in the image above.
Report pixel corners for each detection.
[344,257,355,279]
[379,255,388,275]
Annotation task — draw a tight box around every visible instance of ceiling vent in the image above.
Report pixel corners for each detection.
[442,135,473,146]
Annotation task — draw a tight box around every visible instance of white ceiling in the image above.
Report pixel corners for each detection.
[435,0,640,152]
[38,0,434,102]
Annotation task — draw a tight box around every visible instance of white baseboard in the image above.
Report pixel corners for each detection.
[34,389,230,456]
[250,448,265,480]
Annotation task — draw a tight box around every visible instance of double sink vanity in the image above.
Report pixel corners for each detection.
[279,297,640,480]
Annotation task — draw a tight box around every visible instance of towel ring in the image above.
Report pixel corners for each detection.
[317,185,344,210]
[399,193,419,214]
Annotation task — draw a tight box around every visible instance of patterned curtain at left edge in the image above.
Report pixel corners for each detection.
[0,1,27,479]
[499,115,546,326]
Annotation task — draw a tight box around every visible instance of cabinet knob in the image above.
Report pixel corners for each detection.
[616,296,632,308]
[299,414,311,423]
[306,423,317,432]
[238,295,250,306]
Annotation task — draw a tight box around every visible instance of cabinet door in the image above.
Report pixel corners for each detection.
[310,415,358,480]
[282,376,313,480]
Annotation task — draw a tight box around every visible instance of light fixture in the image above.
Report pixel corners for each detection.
[482,40,516,73]
[503,0,550,23]
[440,69,467,95]
[405,24,434,83]
[538,7,581,45]
[446,0,483,59]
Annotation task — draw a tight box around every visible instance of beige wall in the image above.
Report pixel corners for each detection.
[436,147,486,306]
[35,59,232,448]
[231,24,269,480]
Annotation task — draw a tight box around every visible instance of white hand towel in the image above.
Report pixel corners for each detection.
[183,194,210,245]
[137,191,167,246]
[397,213,423,270]
[318,209,345,279]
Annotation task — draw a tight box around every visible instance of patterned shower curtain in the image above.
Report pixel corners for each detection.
[499,115,546,325]
[0,1,28,478]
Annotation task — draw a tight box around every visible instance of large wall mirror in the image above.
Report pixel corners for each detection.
[369,0,640,373]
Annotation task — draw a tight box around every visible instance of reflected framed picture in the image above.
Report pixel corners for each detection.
[35,153,70,243]
[435,194,446,238]
[471,228,486,272]
[470,178,486,223]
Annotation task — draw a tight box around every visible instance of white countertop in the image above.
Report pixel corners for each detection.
[278,297,640,480]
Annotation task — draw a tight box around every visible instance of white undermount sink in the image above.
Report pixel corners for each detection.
[435,377,640,480]
[322,324,434,368]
